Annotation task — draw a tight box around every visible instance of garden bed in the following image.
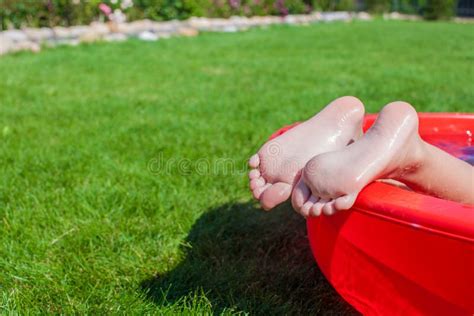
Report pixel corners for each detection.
[0,11,371,55]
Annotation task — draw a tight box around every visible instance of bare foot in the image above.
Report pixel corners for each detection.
[248,96,365,210]
[292,101,424,217]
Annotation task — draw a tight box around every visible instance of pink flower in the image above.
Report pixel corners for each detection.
[99,3,112,16]
[229,0,240,9]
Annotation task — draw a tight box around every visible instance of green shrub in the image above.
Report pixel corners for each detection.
[245,0,277,16]
[313,0,354,11]
[335,0,354,10]
[0,0,101,29]
[181,0,210,17]
[394,0,427,14]
[424,0,455,20]
[0,0,42,29]
[284,0,310,14]
[129,0,191,21]
[182,0,310,18]
[365,0,390,12]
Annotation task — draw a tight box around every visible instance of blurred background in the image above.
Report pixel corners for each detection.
[1,0,474,30]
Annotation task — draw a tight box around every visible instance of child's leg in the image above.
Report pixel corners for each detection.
[399,141,473,204]
[292,101,473,217]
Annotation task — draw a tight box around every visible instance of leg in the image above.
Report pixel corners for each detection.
[292,101,473,217]
[399,141,474,204]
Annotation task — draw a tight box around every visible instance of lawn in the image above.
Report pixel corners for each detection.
[0,20,473,314]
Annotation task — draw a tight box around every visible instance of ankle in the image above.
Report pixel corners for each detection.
[394,137,428,182]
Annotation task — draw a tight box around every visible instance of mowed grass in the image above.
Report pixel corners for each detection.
[0,20,473,314]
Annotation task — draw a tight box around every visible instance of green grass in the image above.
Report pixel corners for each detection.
[0,20,473,314]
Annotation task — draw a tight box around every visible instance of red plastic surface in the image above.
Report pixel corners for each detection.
[270,113,474,315]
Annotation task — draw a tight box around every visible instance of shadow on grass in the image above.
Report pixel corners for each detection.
[140,201,357,315]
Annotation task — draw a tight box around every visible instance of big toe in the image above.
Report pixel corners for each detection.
[334,193,357,211]
[291,177,310,211]
[260,182,292,211]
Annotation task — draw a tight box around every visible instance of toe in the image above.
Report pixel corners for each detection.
[311,198,327,216]
[291,177,310,211]
[310,200,325,216]
[248,154,260,168]
[310,204,322,217]
[322,200,337,216]
[253,183,271,199]
[248,169,260,180]
[260,182,292,211]
[299,195,318,217]
[250,177,265,190]
[334,193,357,211]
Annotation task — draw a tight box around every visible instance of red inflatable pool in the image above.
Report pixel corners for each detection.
[272,113,474,315]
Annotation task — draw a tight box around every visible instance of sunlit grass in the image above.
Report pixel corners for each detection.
[0,20,473,314]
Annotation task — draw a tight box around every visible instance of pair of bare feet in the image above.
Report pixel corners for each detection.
[248,96,474,217]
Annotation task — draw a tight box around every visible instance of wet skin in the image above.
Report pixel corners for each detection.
[249,97,474,216]
[291,101,474,217]
[248,96,365,210]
